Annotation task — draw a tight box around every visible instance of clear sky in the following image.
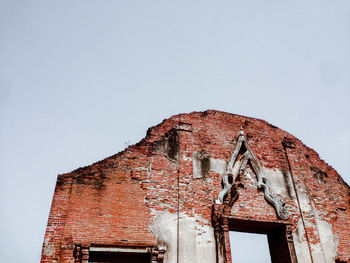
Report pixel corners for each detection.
[230,232,271,263]
[0,0,349,262]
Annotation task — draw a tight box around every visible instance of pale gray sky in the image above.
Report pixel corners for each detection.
[0,0,349,262]
[230,232,271,263]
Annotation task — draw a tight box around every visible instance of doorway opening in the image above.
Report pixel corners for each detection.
[88,247,151,263]
[228,218,296,263]
[88,251,150,263]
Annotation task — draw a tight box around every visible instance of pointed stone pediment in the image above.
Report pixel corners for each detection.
[217,128,289,220]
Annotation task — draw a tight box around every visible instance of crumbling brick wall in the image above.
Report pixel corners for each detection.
[41,110,350,263]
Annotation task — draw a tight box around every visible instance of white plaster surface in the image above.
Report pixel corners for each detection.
[192,152,203,178]
[150,212,216,263]
[310,244,327,263]
[317,218,337,263]
[150,212,178,262]
[312,203,338,263]
[292,217,334,263]
[263,168,289,197]
[293,219,313,263]
[209,157,227,175]
[298,192,313,213]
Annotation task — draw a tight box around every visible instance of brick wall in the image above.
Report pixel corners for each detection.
[41,110,350,263]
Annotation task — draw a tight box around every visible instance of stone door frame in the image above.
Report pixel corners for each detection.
[212,204,298,263]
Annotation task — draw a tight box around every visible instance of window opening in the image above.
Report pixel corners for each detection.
[88,247,151,263]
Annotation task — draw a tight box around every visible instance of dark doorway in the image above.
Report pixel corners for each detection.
[228,218,297,263]
[88,251,151,263]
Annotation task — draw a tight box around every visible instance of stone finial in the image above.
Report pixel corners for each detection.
[239,126,244,136]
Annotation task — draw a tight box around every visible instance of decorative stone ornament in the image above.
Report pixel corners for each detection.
[217,128,289,220]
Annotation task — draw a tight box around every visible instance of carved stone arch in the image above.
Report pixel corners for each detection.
[217,128,289,220]
[213,129,296,263]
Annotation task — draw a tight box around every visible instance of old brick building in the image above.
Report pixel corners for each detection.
[41,110,349,263]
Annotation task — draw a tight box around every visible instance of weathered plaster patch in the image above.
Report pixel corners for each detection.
[293,219,313,263]
[262,168,290,198]
[317,218,338,262]
[179,215,216,263]
[150,212,216,263]
[150,212,177,262]
[193,152,211,178]
[311,203,338,263]
[206,156,241,178]
[209,157,227,175]
[298,192,312,213]
[192,152,202,178]
[293,215,335,263]
[310,243,327,263]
